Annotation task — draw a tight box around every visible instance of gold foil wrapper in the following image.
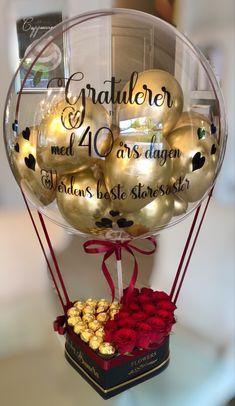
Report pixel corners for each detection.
[109,302,121,311]
[95,327,105,338]
[74,301,85,311]
[109,309,119,320]
[85,298,98,308]
[67,307,80,317]
[97,312,109,323]
[83,306,96,315]
[88,320,102,332]
[73,322,87,335]
[82,314,95,323]
[97,300,110,310]
[89,336,103,351]
[80,329,94,343]
[67,316,82,326]
[96,306,108,314]
[99,342,115,356]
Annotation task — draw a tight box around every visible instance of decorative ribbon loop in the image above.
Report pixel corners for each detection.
[83,237,157,303]
[53,315,67,335]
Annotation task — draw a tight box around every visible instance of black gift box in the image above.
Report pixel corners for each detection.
[65,326,170,399]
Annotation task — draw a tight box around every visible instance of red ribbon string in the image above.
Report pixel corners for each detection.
[83,237,157,303]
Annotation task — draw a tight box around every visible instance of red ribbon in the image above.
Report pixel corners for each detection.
[83,237,157,303]
[53,315,67,335]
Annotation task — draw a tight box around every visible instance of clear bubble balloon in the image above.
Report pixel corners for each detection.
[4,9,227,240]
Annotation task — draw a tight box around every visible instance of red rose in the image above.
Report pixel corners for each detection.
[128,303,141,312]
[114,310,130,321]
[113,328,136,354]
[118,317,136,329]
[152,291,170,303]
[156,309,175,333]
[133,311,146,322]
[142,303,157,316]
[157,300,177,312]
[140,287,154,296]
[138,294,151,305]
[135,322,152,348]
[147,316,166,344]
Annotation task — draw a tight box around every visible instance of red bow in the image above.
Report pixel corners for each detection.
[53,315,67,335]
[83,237,157,303]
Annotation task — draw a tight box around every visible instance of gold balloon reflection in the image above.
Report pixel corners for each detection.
[123,194,174,238]
[12,126,56,206]
[117,70,183,136]
[104,132,173,213]
[56,169,110,234]
[37,97,111,174]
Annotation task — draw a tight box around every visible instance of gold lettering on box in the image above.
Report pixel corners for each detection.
[128,359,159,375]
[67,340,100,379]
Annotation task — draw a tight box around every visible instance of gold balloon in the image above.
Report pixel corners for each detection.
[56,169,110,234]
[167,126,211,179]
[173,111,212,133]
[121,194,174,237]
[173,195,188,216]
[167,126,218,202]
[104,132,173,213]
[117,70,183,136]
[11,126,56,206]
[37,97,111,174]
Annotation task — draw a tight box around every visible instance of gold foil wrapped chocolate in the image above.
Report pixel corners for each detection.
[89,336,103,351]
[96,306,107,314]
[85,298,98,308]
[89,320,102,332]
[109,302,121,311]
[80,329,94,343]
[109,309,119,320]
[95,327,105,338]
[73,322,87,335]
[74,301,85,311]
[99,342,115,356]
[83,306,96,315]
[97,299,110,309]
[82,314,95,323]
[67,316,82,326]
[97,312,109,323]
[67,307,80,317]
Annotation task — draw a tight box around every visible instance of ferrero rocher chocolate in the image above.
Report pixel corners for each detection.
[74,301,85,311]
[85,298,98,308]
[97,299,110,308]
[109,309,119,320]
[97,312,109,323]
[95,327,105,338]
[82,314,95,323]
[80,329,94,343]
[89,336,103,351]
[67,307,80,317]
[96,306,108,314]
[109,302,121,311]
[99,342,115,356]
[83,306,96,315]
[89,320,102,332]
[67,316,82,326]
[73,322,87,335]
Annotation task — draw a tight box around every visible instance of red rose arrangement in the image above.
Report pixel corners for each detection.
[104,288,176,354]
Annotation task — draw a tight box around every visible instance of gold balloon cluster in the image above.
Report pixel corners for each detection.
[11,70,220,238]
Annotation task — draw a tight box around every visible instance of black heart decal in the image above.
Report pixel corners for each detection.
[211,123,216,134]
[117,218,134,228]
[211,144,217,155]
[109,210,120,217]
[95,218,112,229]
[25,154,36,171]
[197,127,205,139]
[14,143,20,153]
[22,127,30,141]
[12,120,18,132]
[192,152,205,172]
